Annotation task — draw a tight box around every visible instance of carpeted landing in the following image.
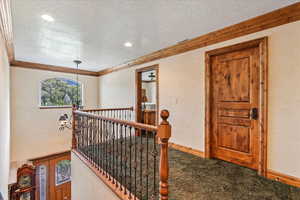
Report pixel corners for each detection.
[168,148,300,200]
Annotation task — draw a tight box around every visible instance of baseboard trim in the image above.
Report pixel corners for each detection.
[169,142,205,158]
[267,170,300,188]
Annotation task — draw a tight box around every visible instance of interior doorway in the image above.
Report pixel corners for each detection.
[135,65,159,126]
[31,151,71,200]
[205,38,268,176]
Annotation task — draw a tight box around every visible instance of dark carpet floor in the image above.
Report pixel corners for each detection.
[83,136,300,200]
[168,148,300,200]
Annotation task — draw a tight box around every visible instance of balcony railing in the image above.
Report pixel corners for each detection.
[71,106,171,200]
[81,107,134,121]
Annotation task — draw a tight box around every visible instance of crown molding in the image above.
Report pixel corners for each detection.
[0,0,14,62]
[10,60,99,77]
[98,2,300,76]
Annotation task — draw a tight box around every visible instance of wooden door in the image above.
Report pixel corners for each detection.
[49,154,71,200]
[210,46,260,170]
[33,151,71,200]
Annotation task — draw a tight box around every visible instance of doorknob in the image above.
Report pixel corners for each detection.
[251,108,258,120]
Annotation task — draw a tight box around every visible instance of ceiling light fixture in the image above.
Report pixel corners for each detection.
[148,72,156,80]
[124,42,133,47]
[41,14,54,22]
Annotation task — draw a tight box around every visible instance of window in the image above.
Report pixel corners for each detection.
[38,165,47,200]
[55,160,71,186]
[40,78,83,107]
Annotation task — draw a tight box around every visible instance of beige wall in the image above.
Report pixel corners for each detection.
[99,21,300,178]
[71,152,120,200]
[99,68,135,108]
[0,34,11,199]
[10,67,99,166]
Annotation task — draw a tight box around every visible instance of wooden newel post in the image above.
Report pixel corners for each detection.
[72,104,77,149]
[157,110,171,200]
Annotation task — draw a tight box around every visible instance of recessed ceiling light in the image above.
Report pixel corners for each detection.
[124,42,133,47]
[41,14,54,22]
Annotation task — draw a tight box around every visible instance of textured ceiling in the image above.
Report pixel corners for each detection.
[12,0,300,71]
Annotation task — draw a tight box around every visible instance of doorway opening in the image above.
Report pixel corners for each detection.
[135,65,159,126]
[205,38,268,176]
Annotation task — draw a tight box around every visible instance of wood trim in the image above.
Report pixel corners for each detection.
[259,37,269,177]
[267,170,300,188]
[72,150,139,200]
[0,0,14,62]
[169,142,204,158]
[10,60,99,77]
[29,150,70,163]
[135,64,159,125]
[135,64,159,73]
[98,2,300,76]
[205,37,268,176]
[204,52,212,159]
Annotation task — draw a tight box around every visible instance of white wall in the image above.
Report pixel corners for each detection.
[99,68,135,108]
[71,152,120,200]
[98,21,300,178]
[0,34,11,199]
[10,67,99,165]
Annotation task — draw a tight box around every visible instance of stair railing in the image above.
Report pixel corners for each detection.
[81,107,134,121]
[72,106,171,200]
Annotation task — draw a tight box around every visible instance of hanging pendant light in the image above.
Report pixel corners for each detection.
[58,60,82,131]
[73,60,82,109]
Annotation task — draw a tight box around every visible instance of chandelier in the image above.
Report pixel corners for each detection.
[58,60,82,131]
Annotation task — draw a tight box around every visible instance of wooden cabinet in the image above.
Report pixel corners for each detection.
[10,164,36,200]
[142,110,156,126]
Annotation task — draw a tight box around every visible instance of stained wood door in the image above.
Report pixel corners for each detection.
[49,154,71,200]
[33,151,71,200]
[210,46,260,170]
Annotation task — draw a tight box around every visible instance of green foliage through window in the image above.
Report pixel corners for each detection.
[40,78,82,107]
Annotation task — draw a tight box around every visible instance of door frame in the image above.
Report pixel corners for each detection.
[204,37,268,176]
[135,64,159,125]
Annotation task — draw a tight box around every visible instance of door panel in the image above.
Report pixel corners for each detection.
[218,124,250,153]
[211,47,260,170]
[49,155,71,200]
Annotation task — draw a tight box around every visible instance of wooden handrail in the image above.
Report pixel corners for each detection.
[80,106,134,112]
[74,110,158,132]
